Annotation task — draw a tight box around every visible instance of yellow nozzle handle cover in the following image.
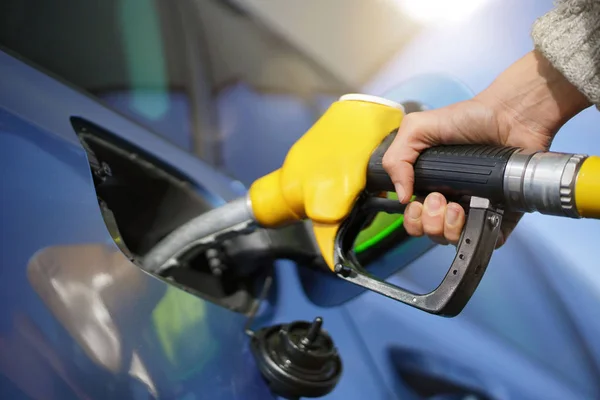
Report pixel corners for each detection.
[248,95,404,270]
[575,156,600,219]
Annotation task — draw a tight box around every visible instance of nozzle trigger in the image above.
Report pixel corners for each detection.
[333,196,503,317]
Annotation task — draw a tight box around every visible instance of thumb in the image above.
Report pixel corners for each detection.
[381,112,441,203]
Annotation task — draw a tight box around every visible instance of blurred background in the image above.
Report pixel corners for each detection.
[1,0,555,182]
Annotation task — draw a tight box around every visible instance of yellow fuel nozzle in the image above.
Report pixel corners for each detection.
[142,94,405,275]
[248,94,405,270]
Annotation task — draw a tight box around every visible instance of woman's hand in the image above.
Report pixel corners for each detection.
[382,50,591,246]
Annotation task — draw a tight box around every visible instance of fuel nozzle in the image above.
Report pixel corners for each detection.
[336,141,600,317]
[141,92,600,319]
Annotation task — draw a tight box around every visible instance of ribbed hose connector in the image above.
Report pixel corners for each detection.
[503,150,587,218]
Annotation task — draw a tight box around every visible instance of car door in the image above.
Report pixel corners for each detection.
[0,0,275,396]
[0,44,284,400]
[0,1,400,398]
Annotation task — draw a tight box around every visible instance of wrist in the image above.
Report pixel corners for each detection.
[475,50,591,140]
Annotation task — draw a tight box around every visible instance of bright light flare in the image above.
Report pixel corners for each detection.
[391,0,489,24]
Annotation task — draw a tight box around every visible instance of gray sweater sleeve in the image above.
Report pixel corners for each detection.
[531,0,600,106]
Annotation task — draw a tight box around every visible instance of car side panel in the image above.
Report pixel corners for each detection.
[0,102,275,400]
[0,49,397,400]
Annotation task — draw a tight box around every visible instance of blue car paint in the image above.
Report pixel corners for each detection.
[0,52,269,399]
[0,50,393,399]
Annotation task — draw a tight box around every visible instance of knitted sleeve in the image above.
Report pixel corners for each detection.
[531,0,600,106]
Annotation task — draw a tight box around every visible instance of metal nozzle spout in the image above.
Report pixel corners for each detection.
[503,150,588,218]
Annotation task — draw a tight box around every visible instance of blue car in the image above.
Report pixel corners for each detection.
[1,1,600,399]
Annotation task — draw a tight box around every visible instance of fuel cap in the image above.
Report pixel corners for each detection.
[250,317,342,398]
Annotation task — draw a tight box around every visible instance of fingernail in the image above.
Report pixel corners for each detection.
[446,205,459,226]
[406,203,422,220]
[425,194,441,213]
[394,184,406,202]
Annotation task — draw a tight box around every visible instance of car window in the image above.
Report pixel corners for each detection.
[0,0,351,178]
[0,0,194,151]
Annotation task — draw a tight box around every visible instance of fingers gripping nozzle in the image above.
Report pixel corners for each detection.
[344,137,600,316]
[368,132,597,219]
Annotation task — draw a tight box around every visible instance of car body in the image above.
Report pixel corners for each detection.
[1,1,600,399]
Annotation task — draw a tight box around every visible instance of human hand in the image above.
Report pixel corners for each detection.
[382,51,591,246]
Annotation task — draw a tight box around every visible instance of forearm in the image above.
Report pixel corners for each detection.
[476,50,591,138]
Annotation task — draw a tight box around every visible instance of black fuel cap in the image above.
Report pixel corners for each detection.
[250,317,343,399]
